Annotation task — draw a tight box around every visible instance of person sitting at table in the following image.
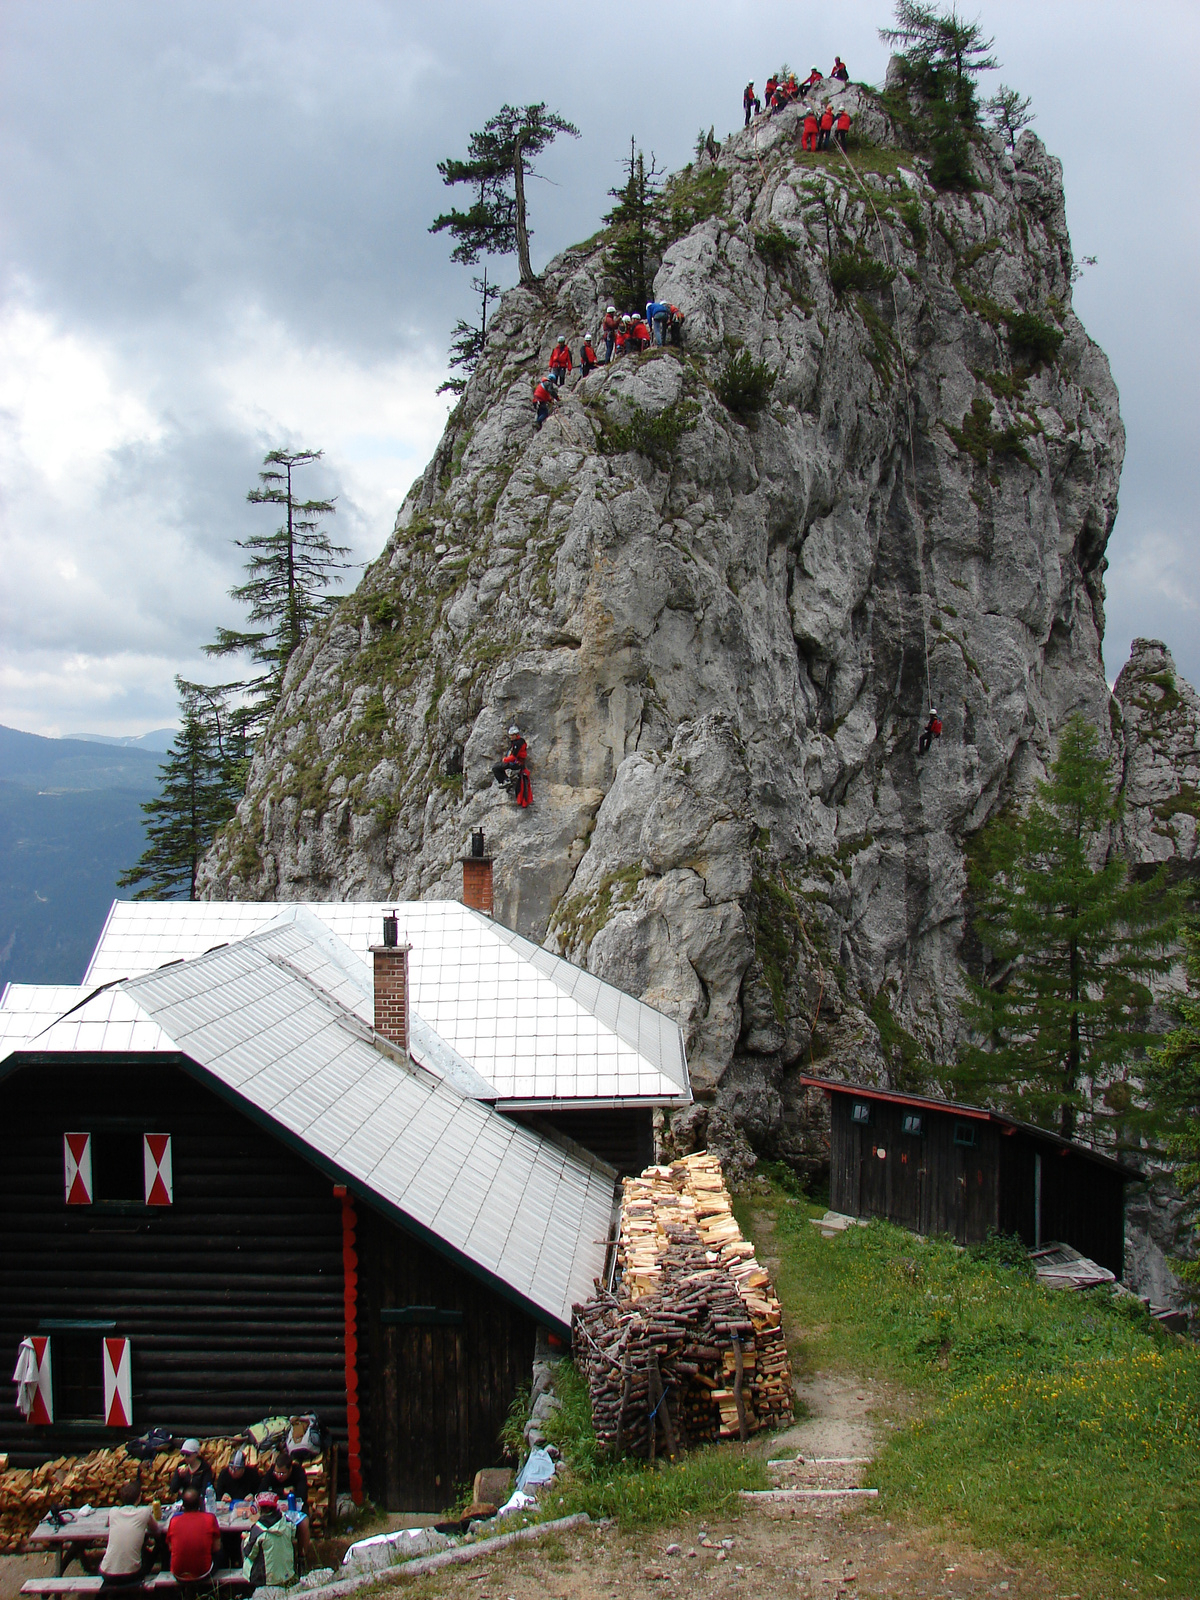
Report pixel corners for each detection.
[215,1448,261,1503]
[241,1494,311,1587]
[168,1439,213,1498]
[99,1481,162,1588]
[258,1450,308,1507]
[164,1487,220,1595]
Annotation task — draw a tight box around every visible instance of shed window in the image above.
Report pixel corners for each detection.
[851,1102,871,1125]
[901,1113,924,1136]
[953,1122,979,1148]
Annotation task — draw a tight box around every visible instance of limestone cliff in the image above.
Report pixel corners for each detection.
[203,80,1133,1165]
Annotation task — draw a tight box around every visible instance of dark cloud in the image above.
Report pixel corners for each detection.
[1,0,1197,733]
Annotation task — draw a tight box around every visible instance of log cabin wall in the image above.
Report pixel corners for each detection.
[355,1205,536,1512]
[516,1108,654,1176]
[0,1059,346,1469]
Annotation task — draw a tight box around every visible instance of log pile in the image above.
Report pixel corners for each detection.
[0,1439,336,1552]
[572,1151,792,1459]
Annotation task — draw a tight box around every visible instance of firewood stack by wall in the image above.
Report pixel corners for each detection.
[572,1152,792,1458]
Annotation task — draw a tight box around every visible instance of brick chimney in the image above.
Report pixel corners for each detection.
[461,829,493,917]
[370,911,412,1053]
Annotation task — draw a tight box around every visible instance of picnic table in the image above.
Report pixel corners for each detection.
[27,1502,295,1575]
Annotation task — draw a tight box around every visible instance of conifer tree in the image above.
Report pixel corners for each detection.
[205,448,350,726]
[118,680,239,900]
[437,266,501,396]
[431,105,579,286]
[603,139,665,312]
[1143,927,1200,1295]
[955,715,1180,1140]
[985,85,1034,150]
[880,2,999,188]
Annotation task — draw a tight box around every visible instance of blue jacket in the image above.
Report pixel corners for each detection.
[646,302,669,321]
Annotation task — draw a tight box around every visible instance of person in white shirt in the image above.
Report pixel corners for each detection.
[100,1482,161,1588]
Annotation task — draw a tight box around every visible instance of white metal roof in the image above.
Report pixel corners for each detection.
[0,984,88,1056]
[3,919,617,1330]
[80,899,691,1107]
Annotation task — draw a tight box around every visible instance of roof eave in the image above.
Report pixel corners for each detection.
[497,1093,693,1113]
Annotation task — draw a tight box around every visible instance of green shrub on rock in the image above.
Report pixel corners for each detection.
[714,349,775,417]
[829,247,896,296]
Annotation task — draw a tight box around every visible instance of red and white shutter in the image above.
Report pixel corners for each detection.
[64,1133,93,1205]
[103,1337,132,1427]
[28,1336,53,1425]
[143,1134,172,1206]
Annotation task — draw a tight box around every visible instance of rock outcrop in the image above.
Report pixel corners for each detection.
[204,83,1133,1161]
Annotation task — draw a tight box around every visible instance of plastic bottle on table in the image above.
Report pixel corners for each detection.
[205,1484,217,1515]
[287,1491,296,1515]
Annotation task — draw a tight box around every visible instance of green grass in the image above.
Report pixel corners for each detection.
[752,1197,1200,1597]
[530,1358,768,1529]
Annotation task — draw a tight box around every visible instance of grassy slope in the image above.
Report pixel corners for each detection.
[745,1193,1200,1598]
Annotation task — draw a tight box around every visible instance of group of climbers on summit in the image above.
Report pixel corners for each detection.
[744,55,850,124]
[532,301,685,429]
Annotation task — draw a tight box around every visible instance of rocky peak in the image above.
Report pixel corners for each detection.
[202,83,1132,1160]
[1115,638,1200,870]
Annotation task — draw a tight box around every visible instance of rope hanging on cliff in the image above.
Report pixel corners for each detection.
[827,134,935,714]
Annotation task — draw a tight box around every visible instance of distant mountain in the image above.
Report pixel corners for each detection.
[66,728,178,753]
[0,725,166,989]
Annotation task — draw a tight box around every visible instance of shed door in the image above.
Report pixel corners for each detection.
[382,1321,470,1511]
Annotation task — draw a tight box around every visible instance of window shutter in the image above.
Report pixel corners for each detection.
[64,1133,93,1205]
[143,1134,173,1205]
[103,1337,132,1427]
[30,1336,53,1424]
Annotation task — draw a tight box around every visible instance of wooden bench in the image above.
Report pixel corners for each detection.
[22,1571,248,1597]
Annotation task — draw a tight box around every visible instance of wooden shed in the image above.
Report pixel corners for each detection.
[803,1078,1138,1277]
[0,914,619,1510]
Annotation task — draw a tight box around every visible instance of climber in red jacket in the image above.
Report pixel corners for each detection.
[831,56,850,82]
[836,108,852,150]
[803,65,823,92]
[492,726,532,806]
[580,336,599,375]
[817,106,835,150]
[549,337,573,386]
[630,317,651,351]
[532,379,559,431]
[802,109,820,151]
[917,709,943,756]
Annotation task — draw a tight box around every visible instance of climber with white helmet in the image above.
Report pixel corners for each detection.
[549,336,573,387]
[601,306,619,363]
[492,725,532,807]
[918,708,943,756]
[580,334,600,376]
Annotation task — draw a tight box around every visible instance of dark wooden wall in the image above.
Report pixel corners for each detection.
[829,1095,999,1243]
[0,1059,345,1469]
[520,1108,653,1176]
[829,1093,1126,1272]
[355,1206,536,1512]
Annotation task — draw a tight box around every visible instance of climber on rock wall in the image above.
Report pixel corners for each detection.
[802,65,823,93]
[668,305,685,346]
[818,106,835,150]
[802,109,820,151]
[918,709,943,756]
[549,337,573,386]
[764,75,777,110]
[646,300,670,346]
[492,726,532,806]
[831,56,849,82]
[602,307,618,363]
[580,335,599,375]
[614,317,630,358]
[836,107,851,150]
[532,378,559,431]
[743,82,759,126]
[630,315,651,352]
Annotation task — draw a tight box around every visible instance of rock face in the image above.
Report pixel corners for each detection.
[1116,638,1200,870]
[204,85,1128,1162]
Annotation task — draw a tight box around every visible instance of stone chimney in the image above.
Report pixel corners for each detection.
[370,911,411,1053]
[461,829,493,917]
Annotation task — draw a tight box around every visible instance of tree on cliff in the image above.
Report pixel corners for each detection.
[437,266,501,396]
[603,139,665,312]
[430,104,579,286]
[205,448,350,727]
[880,2,999,188]
[955,716,1180,1141]
[1142,926,1200,1295]
[118,679,240,899]
[986,84,1034,150]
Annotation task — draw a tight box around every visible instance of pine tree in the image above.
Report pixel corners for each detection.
[430,104,579,285]
[985,85,1034,150]
[880,2,999,188]
[603,139,665,312]
[118,681,239,900]
[1143,927,1200,1295]
[437,266,502,396]
[205,448,350,725]
[955,715,1180,1141]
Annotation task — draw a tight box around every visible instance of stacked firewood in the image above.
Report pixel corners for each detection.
[0,1440,336,1552]
[572,1151,792,1459]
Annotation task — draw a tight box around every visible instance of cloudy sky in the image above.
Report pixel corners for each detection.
[2,0,1197,737]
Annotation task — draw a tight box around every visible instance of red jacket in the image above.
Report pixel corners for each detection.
[837,111,851,131]
[804,113,819,131]
[631,321,650,342]
[820,108,834,130]
[549,342,572,372]
[532,382,555,407]
[765,77,777,100]
[502,738,528,768]
[804,69,823,87]
[581,342,598,365]
[602,312,618,333]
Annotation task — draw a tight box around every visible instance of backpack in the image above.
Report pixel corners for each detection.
[285,1414,323,1459]
[244,1416,291,1451]
[243,1520,296,1588]
[126,1426,173,1460]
